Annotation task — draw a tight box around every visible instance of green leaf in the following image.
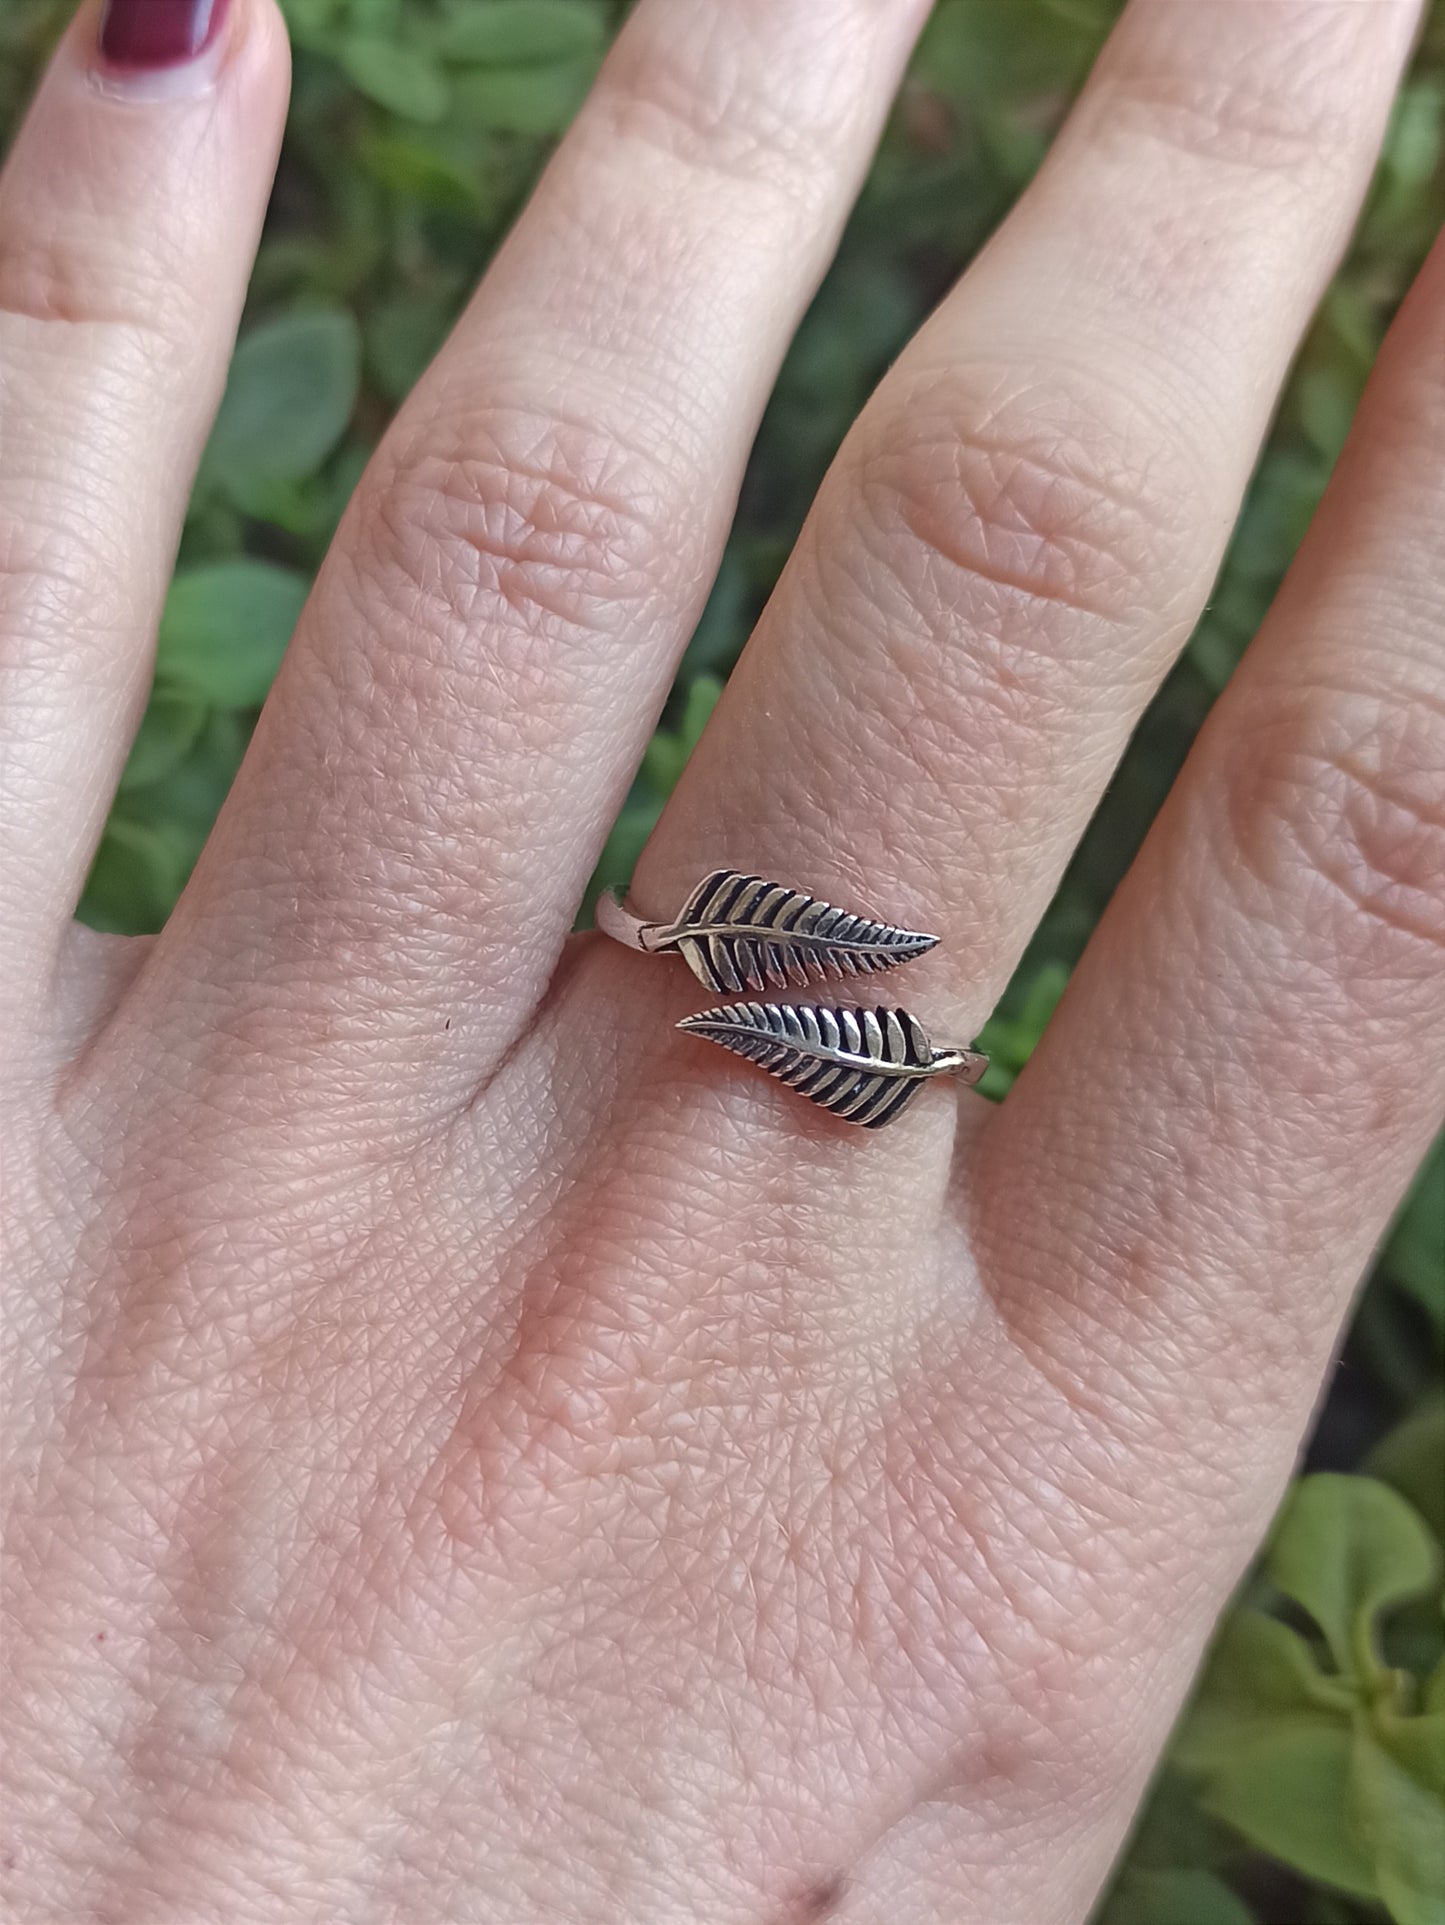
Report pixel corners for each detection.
[366,290,454,403]
[1177,1587,1445,1912]
[118,690,209,793]
[1270,1475,1442,1681]
[200,310,361,500]
[279,0,343,44]
[81,817,191,935]
[1352,1714,1445,1925]
[1300,1895,1376,1925]
[1188,614,1244,697]
[975,959,1069,1098]
[438,0,607,66]
[1369,1400,1445,1550]
[680,550,748,679]
[1114,1766,1237,1876]
[586,798,661,916]
[677,674,723,756]
[455,58,594,134]
[360,130,483,211]
[349,0,400,31]
[339,37,451,122]
[146,711,250,845]
[1097,1868,1255,1925]
[1016,960,1069,1048]
[914,0,1103,104]
[1383,80,1445,188]
[1176,1609,1356,1773]
[156,562,309,709]
[640,675,722,795]
[1199,1717,1380,1901]
[1298,365,1360,462]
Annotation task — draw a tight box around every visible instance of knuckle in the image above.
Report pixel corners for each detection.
[595,0,873,201]
[0,231,126,331]
[1223,682,1445,965]
[599,50,804,194]
[841,363,1195,678]
[347,409,687,688]
[789,363,1206,821]
[1090,10,1383,177]
[0,513,101,628]
[0,226,195,345]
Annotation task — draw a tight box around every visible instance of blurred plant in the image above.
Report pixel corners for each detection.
[1175,1466,1443,1925]
[1,1,1441,1918]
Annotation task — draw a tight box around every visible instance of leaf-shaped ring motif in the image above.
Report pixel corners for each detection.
[676,1001,988,1129]
[595,869,939,993]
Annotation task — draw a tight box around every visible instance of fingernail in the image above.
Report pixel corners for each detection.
[98,0,231,70]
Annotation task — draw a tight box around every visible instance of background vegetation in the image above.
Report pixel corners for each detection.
[3,1,1441,1918]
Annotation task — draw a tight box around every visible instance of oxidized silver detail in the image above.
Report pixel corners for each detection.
[676,1000,987,1129]
[596,868,938,993]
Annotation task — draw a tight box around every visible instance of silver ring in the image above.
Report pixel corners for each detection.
[596,867,988,1128]
[676,1000,987,1130]
[596,867,940,994]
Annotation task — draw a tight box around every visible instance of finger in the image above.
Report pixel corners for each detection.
[0,0,289,1029]
[633,0,1420,1049]
[982,222,1445,1458]
[133,0,934,1103]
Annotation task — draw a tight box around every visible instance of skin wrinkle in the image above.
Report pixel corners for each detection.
[1086,2,1403,178]
[370,426,685,641]
[0,122,214,339]
[4,0,1444,1919]
[93,0,933,1146]
[850,376,1195,634]
[638,0,1417,1024]
[0,0,290,1035]
[1219,697,1445,960]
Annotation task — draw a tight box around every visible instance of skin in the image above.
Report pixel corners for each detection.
[2,0,1443,1918]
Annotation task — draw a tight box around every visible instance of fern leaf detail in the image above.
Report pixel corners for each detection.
[648,870,937,993]
[676,1001,983,1129]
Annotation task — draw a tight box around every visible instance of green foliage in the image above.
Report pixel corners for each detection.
[1167,1467,1445,1924]
[337,35,452,123]
[1371,1400,1445,1552]
[1266,1478,1440,1683]
[157,562,312,708]
[199,307,363,505]
[588,675,723,911]
[436,1,606,67]
[1101,1868,1258,1925]
[976,961,1070,1100]
[1,2,1442,1917]
[1386,1142,1445,1344]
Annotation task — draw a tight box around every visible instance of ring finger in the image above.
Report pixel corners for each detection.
[633,0,1421,1102]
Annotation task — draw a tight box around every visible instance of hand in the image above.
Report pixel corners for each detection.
[4,1,1442,1919]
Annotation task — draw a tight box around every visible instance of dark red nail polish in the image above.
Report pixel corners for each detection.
[98,0,230,69]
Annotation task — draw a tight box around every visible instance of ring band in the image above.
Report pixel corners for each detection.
[599,868,986,1126]
[676,1000,987,1129]
[596,867,939,993]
